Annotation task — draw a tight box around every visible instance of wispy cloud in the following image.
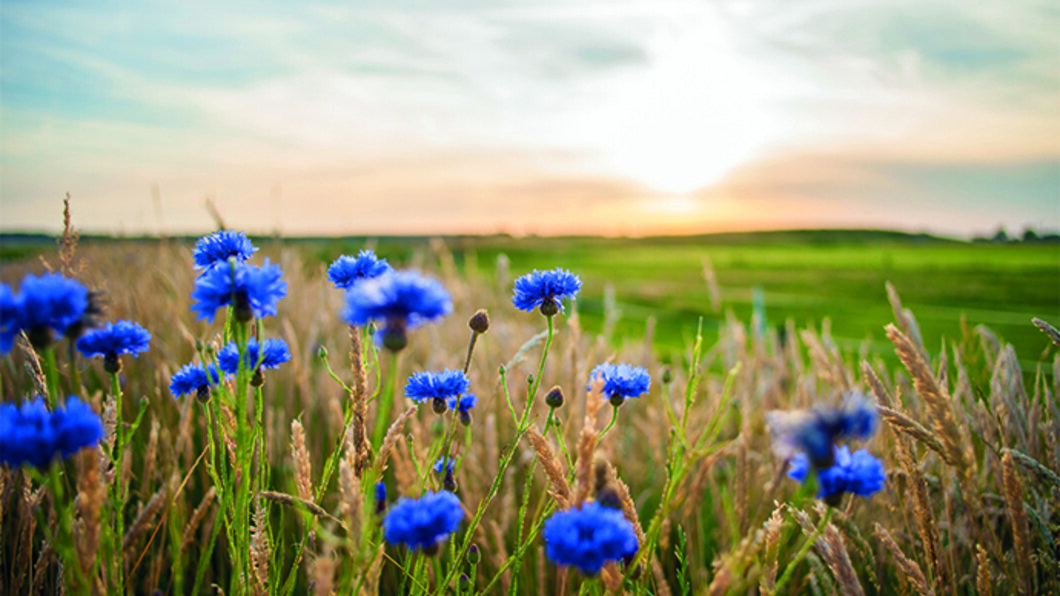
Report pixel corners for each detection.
[1,0,1056,235]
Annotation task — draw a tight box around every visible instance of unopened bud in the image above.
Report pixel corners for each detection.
[661,367,673,385]
[382,326,408,352]
[597,488,623,511]
[432,397,448,414]
[539,297,559,317]
[233,294,254,323]
[103,352,121,375]
[468,309,490,334]
[317,345,328,359]
[459,410,472,426]
[468,544,481,565]
[545,386,564,409]
[26,326,53,351]
[443,469,457,492]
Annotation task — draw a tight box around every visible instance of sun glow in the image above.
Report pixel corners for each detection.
[574,5,780,195]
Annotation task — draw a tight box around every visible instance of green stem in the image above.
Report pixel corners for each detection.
[315,398,355,502]
[499,366,518,423]
[773,507,834,595]
[34,464,89,593]
[230,319,251,592]
[597,405,619,444]
[43,346,61,407]
[109,371,126,595]
[551,419,575,472]
[319,349,352,394]
[372,351,400,449]
[67,338,82,395]
[463,331,479,374]
[521,316,554,427]
[440,425,532,591]
[193,400,225,596]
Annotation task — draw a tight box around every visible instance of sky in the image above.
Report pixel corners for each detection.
[1,0,1058,238]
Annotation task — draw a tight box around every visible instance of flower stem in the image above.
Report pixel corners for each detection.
[772,506,834,595]
[372,351,400,449]
[521,316,554,426]
[42,346,61,407]
[67,338,82,395]
[109,370,126,595]
[463,330,479,374]
[597,405,620,445]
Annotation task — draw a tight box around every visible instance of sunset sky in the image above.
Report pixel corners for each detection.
[1,0,1057,237]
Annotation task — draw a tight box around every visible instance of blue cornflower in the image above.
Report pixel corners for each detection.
[433,456,456,474]
[767,393,878,468]
[328,250,393,290]
[1,283,19,354]
[342,270,451,351]
[376,481,388,515]
[512,268,582,316]
[446,394,478,413]
[192,230,257,274]
[447,393,478,426]
[191,259,287,323]
[405,369,471,413]
[383,490,464,553]
[76,320,152,372]
[0,397,103,469]
[217,337,292,375]
[788,444,886,503]
[588,363,651,406]
[170,363,223,399]
[4,273,89,350]
[543,501,639,576]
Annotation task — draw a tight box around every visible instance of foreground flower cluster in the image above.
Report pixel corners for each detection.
[0,227,925,596]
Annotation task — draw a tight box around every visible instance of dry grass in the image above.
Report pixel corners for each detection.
[0,235,1057,595]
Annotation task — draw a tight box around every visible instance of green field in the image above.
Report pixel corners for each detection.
[302,230,1060,372]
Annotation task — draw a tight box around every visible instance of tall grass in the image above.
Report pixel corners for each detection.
[1,225,1057,595]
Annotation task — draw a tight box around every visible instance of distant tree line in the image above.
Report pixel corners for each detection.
[973,227,1060,244]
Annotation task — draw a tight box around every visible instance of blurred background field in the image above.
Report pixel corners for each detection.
[10,228,1051,368]
[1,227,1058,595]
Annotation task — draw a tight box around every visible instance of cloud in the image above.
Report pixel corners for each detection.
[1,0,1057,236]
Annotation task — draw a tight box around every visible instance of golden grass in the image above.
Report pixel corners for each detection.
[0,235,1057,595]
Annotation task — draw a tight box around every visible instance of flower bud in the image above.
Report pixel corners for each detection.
[661,367,673,385]
[468,309,490,334]
[468,544,481,565]
[382,326,408,352]
[317,344,328,359]
[545,386,564,409]
[432,396,448,414]
[103,352,121,375]
[539,297,559,317]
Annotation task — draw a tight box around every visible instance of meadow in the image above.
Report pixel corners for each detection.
[1,225,1058,595]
